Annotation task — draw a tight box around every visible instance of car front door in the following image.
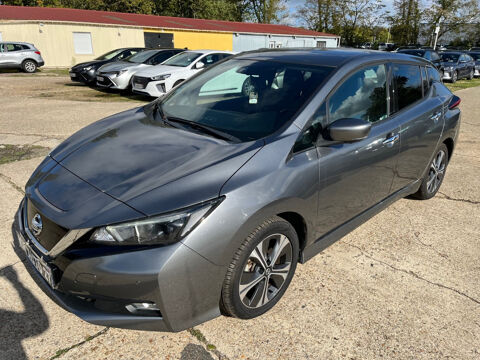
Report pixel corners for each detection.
[389,64,444,192]
[313,63,401,235]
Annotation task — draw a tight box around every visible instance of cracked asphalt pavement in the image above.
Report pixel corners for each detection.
[0,75,479,359]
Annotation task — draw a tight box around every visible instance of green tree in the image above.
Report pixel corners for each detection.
[388,0,422,45]
[242,0,288,23]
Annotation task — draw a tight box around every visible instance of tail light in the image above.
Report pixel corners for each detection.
[35,51,41,55]
[448,95,461,110]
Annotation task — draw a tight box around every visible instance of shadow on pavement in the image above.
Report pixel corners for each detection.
[0,266,49,360]
[180,343,215,360]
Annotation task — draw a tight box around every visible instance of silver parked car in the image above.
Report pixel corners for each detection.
[0,42,45,73]
[96,49,183,90]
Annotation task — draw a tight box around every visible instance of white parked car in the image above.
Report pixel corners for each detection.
[131,50,233,97]
[96,49,183,90]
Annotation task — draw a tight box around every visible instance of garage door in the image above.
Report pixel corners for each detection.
[144,32,174,48]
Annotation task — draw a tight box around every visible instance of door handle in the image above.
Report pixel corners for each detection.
[382,134,399,147]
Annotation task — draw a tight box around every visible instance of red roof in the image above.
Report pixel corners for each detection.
[0,5,338,38]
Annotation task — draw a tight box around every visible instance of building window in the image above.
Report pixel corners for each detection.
[316,41,326,48]
[73,32,93,55]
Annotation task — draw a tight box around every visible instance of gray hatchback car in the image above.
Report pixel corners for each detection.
[14,49,461,332]
[0,42,45,72]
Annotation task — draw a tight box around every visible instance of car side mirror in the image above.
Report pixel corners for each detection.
[195,61,205,70]
[327,118,371,142]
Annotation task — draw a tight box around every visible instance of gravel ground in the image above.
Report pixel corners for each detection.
[0,75,478,360]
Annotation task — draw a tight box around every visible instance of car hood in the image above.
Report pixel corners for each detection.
[441,61,458,67]
[135,65,187,77]
[46,105,263,217]
[72,60,107,70]
[98,61,147,73]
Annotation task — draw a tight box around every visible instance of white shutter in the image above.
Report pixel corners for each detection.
[73,32,93,55]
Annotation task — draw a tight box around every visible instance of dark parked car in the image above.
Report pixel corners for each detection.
[14,49,461,332]
[466,51,480,77]
[69,48,146,84]
[440,51,475,82]
[397,48,443,70]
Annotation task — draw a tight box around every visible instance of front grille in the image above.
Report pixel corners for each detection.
[26,199,68,252]
[132,76,150,89]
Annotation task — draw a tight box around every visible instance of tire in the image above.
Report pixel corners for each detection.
[173,80,184,88]
[413,143,448,200]
[22,60,37,73]
[468,69,474,80]
[451,70,457,83]
[221,216,299,319]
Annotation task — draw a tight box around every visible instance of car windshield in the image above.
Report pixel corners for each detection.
[468,53,480,61]
[400,50,424,57]
[126,50,157,63]
[162,52,203,67]
[440,53,460,62]
[160,59,333,142]
[95,49,124,60]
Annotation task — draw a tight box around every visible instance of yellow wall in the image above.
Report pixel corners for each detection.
[0,22,233,67]
[0,22,144,67]
[144,28,232,51]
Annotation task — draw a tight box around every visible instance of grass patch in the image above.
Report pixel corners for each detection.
[49,328,109,360]
[0,144,50,165]
[445,77,480,92]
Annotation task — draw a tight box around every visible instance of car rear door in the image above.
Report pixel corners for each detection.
[389,63,444,192]
[312,63,401,235]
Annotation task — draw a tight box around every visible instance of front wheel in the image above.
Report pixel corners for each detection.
[468,69,474,80]
[221,216,299,319]
[22,60,37,73]
[413,143,448,200]
[451,71,457,83]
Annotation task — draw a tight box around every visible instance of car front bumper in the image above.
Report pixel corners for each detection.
[475,69,480,77]
[442,70,454,80]
[132,79,167,97]
[13,200,225,332]
[69,69,96,84]
[96,73,131,90]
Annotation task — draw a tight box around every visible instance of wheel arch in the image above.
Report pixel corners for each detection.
[443,137,454,160]
[277,211,307,254]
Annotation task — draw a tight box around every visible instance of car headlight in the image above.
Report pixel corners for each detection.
[116,69,128,77]
[83,66,93,71]
[89,198,223,246]
[151,74,171,81]
[445,66,454,72]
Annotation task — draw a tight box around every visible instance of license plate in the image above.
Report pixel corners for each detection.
[70,72,76,77]
[19,236,55,288]
[97,76,104,81]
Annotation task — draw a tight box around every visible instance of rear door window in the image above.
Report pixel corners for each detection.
[392,64,423,111]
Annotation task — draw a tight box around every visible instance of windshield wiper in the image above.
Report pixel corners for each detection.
[166,116,240,142]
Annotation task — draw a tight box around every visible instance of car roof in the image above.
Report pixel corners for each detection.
[0,41,34,46]
[234,48,430,68]
[183,49,234,55]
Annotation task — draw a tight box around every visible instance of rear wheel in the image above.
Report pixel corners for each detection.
[221,216,299,319]
[22,60,37,73]
[413,143,448,200]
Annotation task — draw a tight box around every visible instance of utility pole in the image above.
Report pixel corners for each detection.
[433,20,441,50]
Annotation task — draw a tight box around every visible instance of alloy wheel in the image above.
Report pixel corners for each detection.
[24,61,36,73]
[239,233,293,309]
[427,150,446,194]
[452,71,457,83]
